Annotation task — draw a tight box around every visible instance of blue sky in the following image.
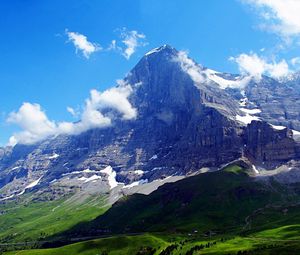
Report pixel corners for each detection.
[1,0,300,146]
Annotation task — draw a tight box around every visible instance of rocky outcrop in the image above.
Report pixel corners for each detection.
[244,121,300,168]
[245,76,300,130]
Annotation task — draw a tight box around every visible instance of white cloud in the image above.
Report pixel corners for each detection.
[7,103,57,146]
[88,84,137,120]
[268,59,290,78]
[175,51,252,90]
[243,0,300,40]
[66,106,78,117]
[66,30,101,58]
[65,28,146,60]
[174,51,206,84]
[107,40,118,50]
[230,53,266,78]
[120,29,146,59]
[291,57,300,67]
[7,83,137,146]
[230,53,290,79]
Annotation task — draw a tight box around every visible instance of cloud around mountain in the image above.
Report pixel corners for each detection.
[230,52,290,79]
[7,82,137,146]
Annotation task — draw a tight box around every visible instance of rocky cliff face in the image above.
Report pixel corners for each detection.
[245,76,300,130]
[244,121,300,168]
[1,45,300,201]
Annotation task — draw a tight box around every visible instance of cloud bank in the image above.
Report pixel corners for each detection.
[230,53,290,79]
[242,0,300,41]
[7,83,137,146]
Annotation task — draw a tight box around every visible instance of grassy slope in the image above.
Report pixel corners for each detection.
[4,225,300,255]
[67,165,289,237]
[4,234,170,255]
[0,194,109,243]
[204,225,300,254]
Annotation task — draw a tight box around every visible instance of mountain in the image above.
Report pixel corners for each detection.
[1,44,300,203]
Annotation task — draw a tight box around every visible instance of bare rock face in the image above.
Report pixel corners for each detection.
[245,76,300,131]
[244,121,300,168]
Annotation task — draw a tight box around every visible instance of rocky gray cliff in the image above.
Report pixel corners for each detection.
[1,45,300,201]
[245,76,300,130]
[244,121,300,168]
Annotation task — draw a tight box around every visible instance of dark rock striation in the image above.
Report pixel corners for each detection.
[244,121,300,168]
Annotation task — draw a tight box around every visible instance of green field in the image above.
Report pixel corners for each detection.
[4,234,169,255]
[4,225,300,255]
[0,194,109,244]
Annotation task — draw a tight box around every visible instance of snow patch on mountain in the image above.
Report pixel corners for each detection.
[123,179,148,189]
[293,130,300,136]
[204,69,252,90]
[134,170,144,175]
[174,51,252,90]
[240,108,261,115]
[18,176,43,195]
[149,154,158,160]
[11,166,21,171]
[292,130,300,140]
[82,168,101,173]
[236,93,262,125]
[100,166,119,189]
[0,194,15,201]
[240,98,248,107]
[78,174,101,183]
[252,165,259,174]
[145,45,168,56]
[236,113,260,125]
[236,106,261,125]
[62,170,86,176]
[48,153,59,159]
[62,168,102,177]
[270,124,286,130]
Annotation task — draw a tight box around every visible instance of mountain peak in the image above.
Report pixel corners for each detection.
[144,44,177,57]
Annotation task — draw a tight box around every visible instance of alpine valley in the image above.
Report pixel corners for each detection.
[2,45,300,255]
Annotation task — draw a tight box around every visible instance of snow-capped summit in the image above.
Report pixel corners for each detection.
[144,44,175,56]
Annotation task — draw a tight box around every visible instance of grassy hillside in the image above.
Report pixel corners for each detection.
[4,234,170,255]
[63,164,295,238]
[4,225,300,255]
[0,193,109,246]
